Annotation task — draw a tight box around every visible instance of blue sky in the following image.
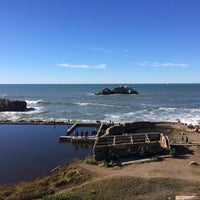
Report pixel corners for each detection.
[0,0,200,84]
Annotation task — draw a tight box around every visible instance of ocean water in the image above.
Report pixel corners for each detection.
[0,84,200,125]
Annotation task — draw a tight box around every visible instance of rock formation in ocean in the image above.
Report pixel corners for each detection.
[95,85,139,95]
[96,88,114,95]
[0,98,27,111]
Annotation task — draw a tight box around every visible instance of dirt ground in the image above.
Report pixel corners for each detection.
[80,146,200,182]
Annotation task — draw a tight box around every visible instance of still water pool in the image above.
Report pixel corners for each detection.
[0,124,93,185]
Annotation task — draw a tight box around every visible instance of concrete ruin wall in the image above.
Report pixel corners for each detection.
[93,141,165,161]
[90,121,171,161]
[106,122,157,135]
[93,133,170,161]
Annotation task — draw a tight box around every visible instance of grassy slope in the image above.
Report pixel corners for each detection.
[43,176,199,200]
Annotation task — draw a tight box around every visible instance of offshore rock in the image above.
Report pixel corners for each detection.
[95,88,114,95]
[0,98,27,111]
[95,85,139,95]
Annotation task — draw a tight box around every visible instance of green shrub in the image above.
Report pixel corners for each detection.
[151,156,160,162]
[138,146,149,157]
[169,147,178,158]
[138,156,161,164]
[102,160,113,168]
[84,156,97,165]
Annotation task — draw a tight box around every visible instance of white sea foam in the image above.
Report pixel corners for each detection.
[74,102,130,108]
[158,107,177,111]
[25,100,42,105]
[0,107,44,122]
[74,102,115,107]
[24,100,44,115]
[104,107,200,125]
[86,93,94,96]
[0,112,21,121]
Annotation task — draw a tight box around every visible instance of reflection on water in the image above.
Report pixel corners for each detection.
[73,143,92,151]
[0,125,93,185]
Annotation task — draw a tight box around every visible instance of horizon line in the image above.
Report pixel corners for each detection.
[0,82,200,85]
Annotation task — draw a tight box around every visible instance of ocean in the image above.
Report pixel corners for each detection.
[0,84,200,125]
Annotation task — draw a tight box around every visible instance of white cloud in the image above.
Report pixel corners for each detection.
[56,63,107,69]
[136,61,188,68]
[136,61,151,66]
[152,62,188,68]
[88,47,113,53]
[92,64,107,69]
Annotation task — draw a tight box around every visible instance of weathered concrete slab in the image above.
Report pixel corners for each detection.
[176,196,199,200]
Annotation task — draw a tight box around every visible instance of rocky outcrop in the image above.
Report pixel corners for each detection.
[95,88,114,95]
[95,85,139,95]
[0,99,27,111]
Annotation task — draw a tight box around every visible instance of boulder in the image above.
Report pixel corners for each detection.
[95,85,139,95]
[189,161,199,166]
[0,98,27,112]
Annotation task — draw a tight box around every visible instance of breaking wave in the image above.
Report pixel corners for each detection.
[0,107,44,122]
[74,102,115,107]
[24,100,128,109]
[104,107,200,125]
